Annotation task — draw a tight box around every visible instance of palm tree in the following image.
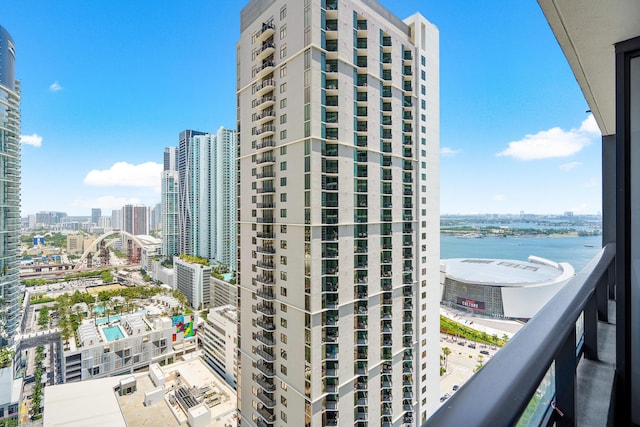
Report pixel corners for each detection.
[88,302,95,324]
[442,346,451,371]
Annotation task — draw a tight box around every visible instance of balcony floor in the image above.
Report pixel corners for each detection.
[577,300,616,427]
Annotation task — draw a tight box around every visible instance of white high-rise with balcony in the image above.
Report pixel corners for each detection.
[237,1,440,425]
[162,147,180,257]
[0,25,21,342]
[178,129,237,268]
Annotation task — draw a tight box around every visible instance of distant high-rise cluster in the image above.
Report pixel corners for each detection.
[163,127,237,269]
[0,25,20,342]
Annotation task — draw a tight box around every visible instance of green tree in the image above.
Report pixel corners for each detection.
[0,347,14,368]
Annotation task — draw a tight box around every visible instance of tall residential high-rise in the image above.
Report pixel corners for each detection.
[91,208,101,225]
[0,25,21,342]
[178,130,207,256]
[177,128,237,268]
[162,147,180,256]
[150,203,161,231]
[111,209,122,230]
[121,205,150,236]
[237,1,440,426]
[164,145,177,172]
[213,127,237,271]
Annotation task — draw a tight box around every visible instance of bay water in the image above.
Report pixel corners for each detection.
[440,234,602,272]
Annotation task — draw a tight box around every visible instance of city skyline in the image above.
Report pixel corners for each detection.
[4,1,601,216]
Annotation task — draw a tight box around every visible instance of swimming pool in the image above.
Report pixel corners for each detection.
[103,325,125,341]
[96,315,121,325]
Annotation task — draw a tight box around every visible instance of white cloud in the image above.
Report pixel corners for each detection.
[49,81,63,92]
[441,147,462,156]
[492,194,505,201]
[578,114,599,134]
[20,134,43,147]
[497,114,600,160]
[559,161,581,171]
[84,162,162,191]
[584,177,600,188]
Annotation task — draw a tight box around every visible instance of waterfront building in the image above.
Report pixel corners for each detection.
[440,256,575,319]
[201,305,238,389]
[173,256,211,310]
[0,25,21,342]
[236,1,440,425]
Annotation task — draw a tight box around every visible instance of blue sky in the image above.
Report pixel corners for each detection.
[3,1,600,216]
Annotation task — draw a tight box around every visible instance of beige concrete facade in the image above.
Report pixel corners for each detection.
[237,1,440,426]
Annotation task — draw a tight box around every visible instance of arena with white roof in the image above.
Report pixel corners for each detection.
[440,256,575,319]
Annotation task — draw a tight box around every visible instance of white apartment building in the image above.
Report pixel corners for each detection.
[177,129,237,268]
[62,314,176,383]
[237,1,440,426]
[173,256,211,310]
[201,305,238,389]
[211,276,238,308]
[214,127,238,271]
[161,170,180,257]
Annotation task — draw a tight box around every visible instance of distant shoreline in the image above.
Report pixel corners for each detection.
[440,228,600,239]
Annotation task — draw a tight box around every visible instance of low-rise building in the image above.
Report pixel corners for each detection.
[62,311,197,383]
[66,234,96,255]
[174,257,210,309]
[201,305,237,389]
[210,277,236,308]
[150,258,175,287]
[44,357,236,427]
[0,362,21,424]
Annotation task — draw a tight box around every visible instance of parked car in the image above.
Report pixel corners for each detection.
[480,350,490,355]
[452,385,459,391]
[468,343,476,349]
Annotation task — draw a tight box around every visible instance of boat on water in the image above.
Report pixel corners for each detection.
[584,244,594,247]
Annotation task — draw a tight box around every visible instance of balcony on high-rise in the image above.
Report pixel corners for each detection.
[425,1,639,426]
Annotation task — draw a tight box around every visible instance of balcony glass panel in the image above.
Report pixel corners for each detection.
[515,364,555,427]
